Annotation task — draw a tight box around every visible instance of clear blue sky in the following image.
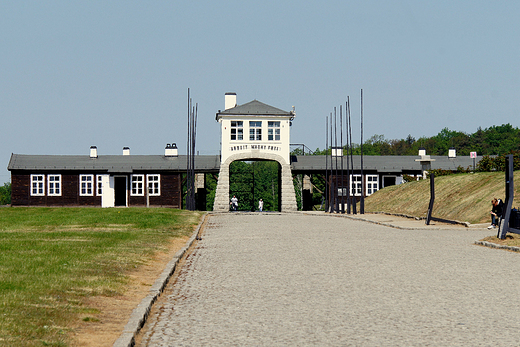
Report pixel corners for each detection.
[2,1,520,183]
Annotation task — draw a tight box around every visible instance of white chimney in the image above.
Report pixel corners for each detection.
[165,143,178,157]
[448,147,456,158]
[418,147,426,157]
[123,147,130,156]
[225,92,237,110]
[331,147,343,157]
[90,146,98,158]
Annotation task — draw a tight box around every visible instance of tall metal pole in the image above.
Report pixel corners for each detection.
[348,96,356,214]
[252,161,255,212]
[340,104,345,213]
[334,107,339,212]
[329,112,334,212]
[426,173,435,225]
[345,96,352,214]
[186,89,197,211]
[360,89,365,214]
[190,105,195,209]
[186,88,191,210]
[191,103,197,210]
[325,116,329,212]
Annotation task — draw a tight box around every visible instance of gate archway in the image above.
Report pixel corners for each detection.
[213,152,297,212]
[229,160,281,212]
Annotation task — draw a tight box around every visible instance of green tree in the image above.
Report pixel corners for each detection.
[468,124,520,155]
[451,132,472,156]
[311,174,326,209]
[429,128,471,156]
[229,160,280,211]
[359,134,391,155]
[253,161,280,211]
[0,182,11,205]
[205,173,218,210]
[477,151,520,172]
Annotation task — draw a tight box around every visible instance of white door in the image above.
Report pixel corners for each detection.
[100,175,114,208]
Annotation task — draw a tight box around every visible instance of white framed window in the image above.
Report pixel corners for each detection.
[31,174,45,196]
[96,175,103,196]
[231,121,243,140]
[147,174,160,196]
[48,174,61,196]
[366,175,379,196]
[131,175,144,196]
[350,175,362,196]
[268,121,280,141]
[249,121,262,141]
[80,175,94,196]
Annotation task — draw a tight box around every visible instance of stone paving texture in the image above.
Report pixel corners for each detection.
[138,213,520,346]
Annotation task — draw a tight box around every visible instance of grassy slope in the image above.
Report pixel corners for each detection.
[365,171,520,224]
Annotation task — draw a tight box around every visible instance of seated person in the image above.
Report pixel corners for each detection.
[488,198,504,229]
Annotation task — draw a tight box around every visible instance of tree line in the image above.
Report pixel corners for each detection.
[311,123,520,157]
[306,123,520,172]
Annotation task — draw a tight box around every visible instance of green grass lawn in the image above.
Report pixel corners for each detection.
[0,207,202,347]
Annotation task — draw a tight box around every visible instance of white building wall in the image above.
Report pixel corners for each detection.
[219,116,292,165]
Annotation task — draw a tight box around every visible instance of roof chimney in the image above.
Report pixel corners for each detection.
[123,147,130,156]
[225,92,237,110]
[448,147,456,158]
[90,146,98,158]
[331,147,343,157]
[418,147,426,157]
[165,143,178,157]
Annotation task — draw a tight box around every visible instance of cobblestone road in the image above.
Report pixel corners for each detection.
[138,213,520,346]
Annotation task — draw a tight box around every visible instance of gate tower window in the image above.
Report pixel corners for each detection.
[249,121,262,141]
[231,121,243,140]
[268,121,280,141]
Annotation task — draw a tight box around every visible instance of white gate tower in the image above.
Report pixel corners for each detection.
[213,92,298,212]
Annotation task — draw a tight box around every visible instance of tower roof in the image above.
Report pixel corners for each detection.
[216,100,293,120]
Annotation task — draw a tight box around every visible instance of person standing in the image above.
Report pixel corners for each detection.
[258,198,263,212]
[230,195,238,211]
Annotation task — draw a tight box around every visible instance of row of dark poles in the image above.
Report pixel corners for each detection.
[186,88,198,211]
[325,90,364,214]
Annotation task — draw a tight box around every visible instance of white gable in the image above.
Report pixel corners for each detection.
[216,98,295,164]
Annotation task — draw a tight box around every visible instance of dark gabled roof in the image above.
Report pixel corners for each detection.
[290,155,482,173]
[8,153,482,175]
[8,154,221,173]
[216,100,293,120]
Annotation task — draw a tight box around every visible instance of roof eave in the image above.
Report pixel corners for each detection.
[216,112,294,121]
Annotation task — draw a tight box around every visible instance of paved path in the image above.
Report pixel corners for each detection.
[137,213,520,346]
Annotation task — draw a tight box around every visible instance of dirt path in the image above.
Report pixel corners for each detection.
[70,235,190,347]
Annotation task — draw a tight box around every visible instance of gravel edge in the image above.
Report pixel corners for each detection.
[112,212,208,347]
[474,240,520,253]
